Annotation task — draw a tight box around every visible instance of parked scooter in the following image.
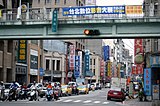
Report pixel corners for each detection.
[46,88,53,101]
[19,88,27,100]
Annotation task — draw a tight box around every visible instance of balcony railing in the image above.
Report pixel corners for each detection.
[0,7,159,22]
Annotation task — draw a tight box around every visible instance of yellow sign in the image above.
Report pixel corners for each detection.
[0,10,1,18]
[108,62,112,77]
[126,5,143,14]
[18,40,27,63]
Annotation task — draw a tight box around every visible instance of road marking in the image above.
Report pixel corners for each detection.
[93,101,101,104]
[83,100,92,103]
[63,99,72,102]
[102,102,109,104]
[73,100,82,103]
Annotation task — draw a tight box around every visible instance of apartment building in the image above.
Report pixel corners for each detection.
[0,40,16,83]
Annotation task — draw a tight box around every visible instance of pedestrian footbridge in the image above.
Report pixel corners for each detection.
[0,8,160,39]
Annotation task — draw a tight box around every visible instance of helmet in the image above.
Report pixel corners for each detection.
[0,81,3,85]
[33,81,36,85]
[49,81,51,84]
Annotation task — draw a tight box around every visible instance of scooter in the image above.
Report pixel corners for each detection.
[19,88,27,100]
[28,87,39,101]
[46,88,53,101]
[8,88,18,101]
[54,89,59,100]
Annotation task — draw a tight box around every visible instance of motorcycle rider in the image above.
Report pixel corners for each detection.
[53,83,60,100]
[0,81,5,100]
[9,81,19,100]
[29,81,39,101]
[46,82,53,100]
[19,82,27,99]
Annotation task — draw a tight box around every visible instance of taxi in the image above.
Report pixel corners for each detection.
[61,85,72,96]
[77,85,89,94]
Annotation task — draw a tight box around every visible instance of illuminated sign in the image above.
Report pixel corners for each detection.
[126,6,143,14]
[63,6,125,16]
[17,40,27,64]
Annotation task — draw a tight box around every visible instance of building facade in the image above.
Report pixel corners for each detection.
[143,0,160,17]
[0,40,16,83]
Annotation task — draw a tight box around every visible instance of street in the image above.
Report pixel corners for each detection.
[0,88,126,106]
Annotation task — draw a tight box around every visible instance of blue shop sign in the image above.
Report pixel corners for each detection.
[144,68,151,96]
[150,56,160,67]
[63,6,125,16]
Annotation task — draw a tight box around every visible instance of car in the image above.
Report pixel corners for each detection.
[61,85,72,96]
[107,87,125,102]
[77,85,89,94]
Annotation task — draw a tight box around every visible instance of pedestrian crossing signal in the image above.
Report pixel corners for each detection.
[84,29,100,35]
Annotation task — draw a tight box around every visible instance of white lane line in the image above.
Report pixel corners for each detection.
[83,100,92,103]
[55,99,64,102]
[63,99,73,102]
[73,100,82,103]
[93,101,101,104]
[102,102,109,104]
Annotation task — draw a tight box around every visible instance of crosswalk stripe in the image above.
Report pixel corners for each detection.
[83,100,92,103]
[93,101,101,104]
[102,102,109,104]
[73,100,82,103]
[63,99,73,102]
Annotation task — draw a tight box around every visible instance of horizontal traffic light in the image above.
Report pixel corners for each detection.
[84,29,100,35]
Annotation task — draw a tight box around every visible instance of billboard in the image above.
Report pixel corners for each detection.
[103,45,110,61]
[63,6,125,16]
[30,49,38,75]
[144,68,151,96]
[17,40,27,64]
[69,45,75,71]
[74,56,80,78]
[126,5,143,14]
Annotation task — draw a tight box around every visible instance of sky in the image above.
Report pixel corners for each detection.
[96,0,144,6]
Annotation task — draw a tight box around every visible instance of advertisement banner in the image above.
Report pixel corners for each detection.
[100,59,104,77]
[78,51,82,76]
[126,5,143,14]
[63,6,125,16]
[69,45,75,71]
[103,46,110,61]
[17,40,27,64]
[30,49,38,75]
[74,56,80,78]
[108,61,111,77]
[144,68,151,96]
[85,50,91,76]
[134,39,143,56]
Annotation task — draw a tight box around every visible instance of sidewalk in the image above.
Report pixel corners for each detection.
[123,99,160,106]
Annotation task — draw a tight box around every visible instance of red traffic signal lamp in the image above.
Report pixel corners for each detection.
[84,29,100,35]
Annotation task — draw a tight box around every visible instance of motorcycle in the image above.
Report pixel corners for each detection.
[19,88,27,100]
[28,87,39,101]
[54,89,59,100]
[8,88,18,101]
[0,89,5,101]
[46,88,53,101]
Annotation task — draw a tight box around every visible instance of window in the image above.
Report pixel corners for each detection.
[93,59,96,65]
[57,60,60,71]
[93,69,95,75]
[46,59,50,70]
[90,59,92,65]
[64,0,66,5]
[52,60,55,70]
[55,0,60,5]
[76,0,78,5]
[47,0,51,3]
[154,39,158,52]
[31,40,38,45]
[38,0,40,4]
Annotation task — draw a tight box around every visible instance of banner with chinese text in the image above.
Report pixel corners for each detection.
[144,68,151,96]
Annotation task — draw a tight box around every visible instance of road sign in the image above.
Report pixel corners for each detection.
[52,8,58,32]
[39,68,44,76]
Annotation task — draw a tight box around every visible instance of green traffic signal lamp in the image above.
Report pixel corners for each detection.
[84,29,100,35]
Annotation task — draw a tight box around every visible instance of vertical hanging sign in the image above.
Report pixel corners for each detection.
[85,50,90,76]
[18,40,27,64]
[69,45,75,71]
[74,56,80,78]
[52,8,58,32]
[144,68,151,96]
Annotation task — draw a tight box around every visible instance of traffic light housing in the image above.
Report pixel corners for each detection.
[84,29,100,35]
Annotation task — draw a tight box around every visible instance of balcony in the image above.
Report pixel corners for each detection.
[44,70,62,78]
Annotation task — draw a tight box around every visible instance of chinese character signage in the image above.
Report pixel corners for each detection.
[78,51,82,76]
[136,64,143,74]
[150,56,160,67]
[132,66,136,74]
[63,6,125,16]
[74,56,80,78]
[134,39,143,56]
[100,59,104,77]
[85,50,91,76]
[103,46,110,61]
[69,45,75,71]
[108,61,112,77]
[144,68,151,96]
[52,8,58,32]
[126,5,143,14]
[18,40,27,64]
